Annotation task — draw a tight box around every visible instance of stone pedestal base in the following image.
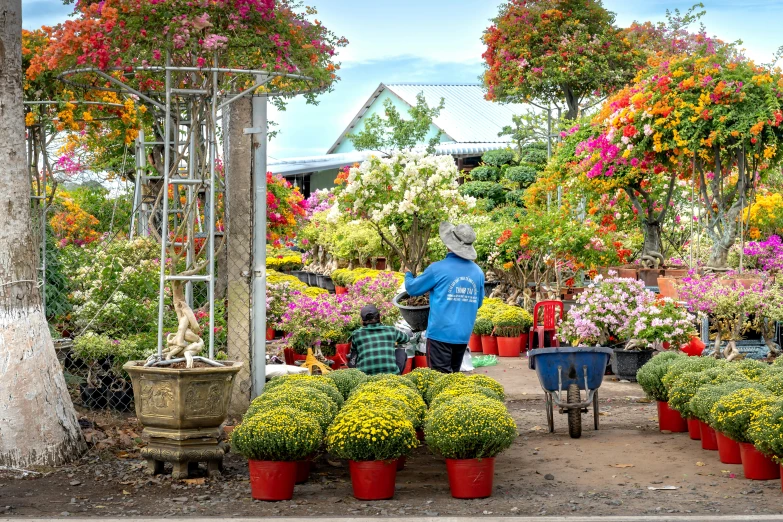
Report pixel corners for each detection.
[140,427,228,479]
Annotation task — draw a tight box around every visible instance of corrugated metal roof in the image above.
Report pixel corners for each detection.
[270,142,513,177]
[385,84,527,144]
[326,83,528,154]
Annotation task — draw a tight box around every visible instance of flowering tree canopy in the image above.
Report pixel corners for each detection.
[330,152,476,274]
[579,43,783,267]
[267,172,305,247]
[482,0,641,120]
[33,0,346,101]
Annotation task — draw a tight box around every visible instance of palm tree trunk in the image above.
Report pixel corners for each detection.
[0,0,86,467]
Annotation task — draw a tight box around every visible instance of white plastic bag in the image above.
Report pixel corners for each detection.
[265,364,308,379]
[461,349,474,372]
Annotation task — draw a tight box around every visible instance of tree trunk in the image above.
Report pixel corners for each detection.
[0,0,87,467]
[640,219,664,268]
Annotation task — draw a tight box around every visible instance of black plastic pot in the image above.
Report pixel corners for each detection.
[393,292,430,332]
[80,384,108,410]
[108,386,134,412]
[295,271,309,284]
[321,275,336,292]
[306,272,318,286]
[612,349,654,382]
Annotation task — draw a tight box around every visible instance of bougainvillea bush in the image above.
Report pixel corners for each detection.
[266,172,306,246]
[330,152,475,275]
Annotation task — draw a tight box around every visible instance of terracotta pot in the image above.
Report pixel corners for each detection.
[657,277,679,299]
[699,421,718,451]
[348,460,397,500]
[614,267,638,279]
[496,336,522,357]
[716,432,742,464]
[657,401,688,432]
[468,333,483,353]
[414,355,428,369]
[481,335,498,356]
[248,460,297,501]
[739,442,780,480]
[638,268,664,287]
[719,277,762,289]
[663,268,689,277]
[687,418,701,440]
[445,458,495,499]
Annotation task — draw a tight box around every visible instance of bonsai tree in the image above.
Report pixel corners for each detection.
[330,152,476,275]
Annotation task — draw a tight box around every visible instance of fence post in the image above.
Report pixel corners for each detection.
[223,96,253,415]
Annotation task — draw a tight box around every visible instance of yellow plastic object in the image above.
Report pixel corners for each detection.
[304,348,331,375]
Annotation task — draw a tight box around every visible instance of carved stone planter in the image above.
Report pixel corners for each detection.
[123,360,243,479]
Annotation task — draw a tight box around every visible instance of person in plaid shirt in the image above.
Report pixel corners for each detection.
[348,305,410,375]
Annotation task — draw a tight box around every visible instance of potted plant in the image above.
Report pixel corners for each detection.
[712,386,779,480]
[689,380,750,462]
[231,406,323,501]
[492,305,533,357]
[330,152,475,330]
[748,398,783,482]
[325,368,370,400]
[636,352,688,432]
[403,367,442,403]
[425,395,517,499]
[331,268,352,295]
[326,406,418,500]
[618,298,697,380]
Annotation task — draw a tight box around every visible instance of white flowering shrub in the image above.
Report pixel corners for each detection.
[330,152,476,273]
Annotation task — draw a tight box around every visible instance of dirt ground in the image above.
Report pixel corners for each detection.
[3,359,783,518]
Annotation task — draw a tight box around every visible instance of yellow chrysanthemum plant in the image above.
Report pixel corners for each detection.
[748,399,783,462]
[349,381,427,427]
[231,407,322,462]
[404,367,443,399]
[425,395,517,460]
[244,385,337,432]
[326,406,418,462]
[426,372,506,405]
[325,369,369,400]
[264,374,344,409]
[710,386,775,443]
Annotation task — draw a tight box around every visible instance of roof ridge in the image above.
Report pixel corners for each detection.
[384,82,481,87]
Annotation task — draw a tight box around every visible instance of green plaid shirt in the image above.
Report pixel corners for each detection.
[349,324,409,376]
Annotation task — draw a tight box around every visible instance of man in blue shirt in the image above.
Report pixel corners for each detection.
[404,222,485,373]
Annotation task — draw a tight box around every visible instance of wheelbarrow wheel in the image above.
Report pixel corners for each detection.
[567,384,582,439]
[593,390,599,430]
[545,392,554,433]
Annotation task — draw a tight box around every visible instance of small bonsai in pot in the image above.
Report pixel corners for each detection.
[231,406,323,501]
[425,395,517,499]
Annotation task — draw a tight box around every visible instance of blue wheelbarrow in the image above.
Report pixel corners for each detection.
[528,347,614,439]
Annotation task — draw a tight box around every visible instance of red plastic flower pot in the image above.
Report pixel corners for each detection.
[519,332,529,353]
[681,336,705,357]
[396,457,406,471]
[295,460,311,484]
[348,460,397,500]
[335,285,348,295]
[445,458,495,499]
[414,355,428,369]
[248,460,297,501]
[468,333,483,353]
[416,429,425,442]
[402,358,413,375]
[657,401,688,432]
[496,336,522,357]
[687,418,701,440]
[699,421,718,451]
[265,327,275,341]
[739,442,780,480]
[481,335,498,356]
[716,432,742,465]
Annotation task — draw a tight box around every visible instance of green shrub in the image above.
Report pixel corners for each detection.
[661,356,719,395]
[711,385,773,443]
[469,165,501,182]
[403,367,442,398]
[668,366,750,417]
[505,190,526,208]
[732,359,770,381]
[326,406,418,461]
[504,165,538,188]
[758,367,783,395]
[325,369,369,399]
[231,406,322,461]
[481,149,515,167]
[264,374,344,408]
[425,396,517,459]
[245,385,337,431]
[458,181,506,206]
[636,351,684,402]
[519,144,547,167]
[365,373,418,392]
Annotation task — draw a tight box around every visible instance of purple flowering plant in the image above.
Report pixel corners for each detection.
[557,272,656,347]
[623,298,696,351]
[744,235,783,272]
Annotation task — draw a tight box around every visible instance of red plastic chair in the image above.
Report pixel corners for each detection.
[528,300,564,351]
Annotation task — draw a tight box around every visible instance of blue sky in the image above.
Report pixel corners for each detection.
[22,0,783,160]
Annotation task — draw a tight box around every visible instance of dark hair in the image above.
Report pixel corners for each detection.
[362,313,381,326]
